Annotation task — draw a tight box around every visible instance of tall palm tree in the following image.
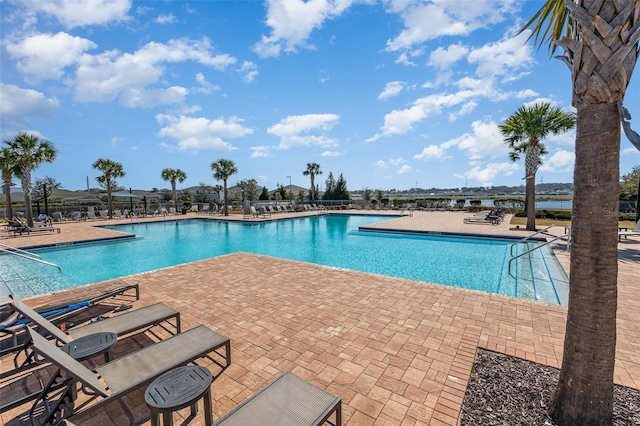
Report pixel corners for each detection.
[92,159,125,219]
[523,1,639,424]
[499,102,576,231]
[0,148,19,221]
[161,168,187,213]
[211,159,237,216]
[303,162,322,201]
[3,133,57,227]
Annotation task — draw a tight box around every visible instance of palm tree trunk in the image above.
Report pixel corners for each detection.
[525,174,536,231]
[19,171,34,227]
[552,102,619,426]
[172,181,178,212]
[223,180,228,216]
[3,180,13,220]
[310,174,315,201]
[107,179,113,218]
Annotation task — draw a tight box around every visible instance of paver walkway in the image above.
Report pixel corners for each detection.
[1,211,638,425]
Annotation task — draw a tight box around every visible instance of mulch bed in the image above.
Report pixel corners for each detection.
[461,348,640,425]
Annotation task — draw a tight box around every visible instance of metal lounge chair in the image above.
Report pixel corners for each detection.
[213,370,341,426]
[1,297,182,412]
[10,297,180,347]
[0,284,140,350]
[26,325,231,425]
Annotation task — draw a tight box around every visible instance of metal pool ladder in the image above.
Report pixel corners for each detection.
[507,225,570,279]
[0,242,61,271]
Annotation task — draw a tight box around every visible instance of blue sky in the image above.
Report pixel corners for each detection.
[1,0,638,194]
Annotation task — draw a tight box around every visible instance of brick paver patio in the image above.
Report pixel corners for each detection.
[1,211,638,425]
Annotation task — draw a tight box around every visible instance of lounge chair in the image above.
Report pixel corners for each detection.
[98,210,109,220]
[618,220,640,241]
[464,210,501,225]
[214,371,341,426]
[26,325,230,425]
[85,210,98,221]
[0,284,140,350]
[8,297,180,372]
[51,212,64,223]
[9,217,61,235]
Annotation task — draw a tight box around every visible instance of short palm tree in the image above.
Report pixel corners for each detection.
[499,102,575,231]
[211,159,238,216]
[212,184,223,205]
[161,168,187,213]
[303,163,322,201]
[0,148,19,221]
[92,159,125,218]
[523,1,639,424]
[3,133,57,227]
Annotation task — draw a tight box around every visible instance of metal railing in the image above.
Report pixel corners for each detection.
[0,243,61,271]
[507,225,570,279]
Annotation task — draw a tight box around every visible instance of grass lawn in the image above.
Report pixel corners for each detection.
[509,216,637,230]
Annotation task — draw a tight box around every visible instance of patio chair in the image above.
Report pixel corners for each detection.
[618,220,640,241]
[213,371,341,426]
[98,210,109,220]
[0,284,140,350]
[9,217,61,235]
[9,297,181,370]
[85,210,98,221]
[26,325,230,426]
[51,212,64,223]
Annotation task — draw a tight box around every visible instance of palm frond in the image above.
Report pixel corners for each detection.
[520,0,573,54]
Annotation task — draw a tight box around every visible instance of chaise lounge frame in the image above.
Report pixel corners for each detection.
[26,324,230,425]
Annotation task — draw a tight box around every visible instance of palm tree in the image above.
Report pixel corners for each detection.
[499,102,575,231]
[303,162,322,201]
[0,148,19,221]
[211,159,238,216]
[161,168,187,213]
[523,1,639,424]
[92,159,125,219]
[212,184,223,205]
[3,133,57,227]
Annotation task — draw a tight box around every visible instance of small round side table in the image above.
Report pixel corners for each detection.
[145,365,213,426]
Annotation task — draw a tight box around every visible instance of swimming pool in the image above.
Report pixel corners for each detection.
[0,215,566,304]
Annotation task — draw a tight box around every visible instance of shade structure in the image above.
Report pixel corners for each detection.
[110,190,142,198]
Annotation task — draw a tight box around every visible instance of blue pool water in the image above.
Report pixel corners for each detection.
[0,215,564,303]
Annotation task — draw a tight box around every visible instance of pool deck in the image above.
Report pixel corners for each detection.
[1,211,638,425]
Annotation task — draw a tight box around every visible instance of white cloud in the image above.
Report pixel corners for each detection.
[321,150,341,157]
[428,43,469,70]
[547,130,576,147]
[267,113,340,149]
[443,120,508,159]
[252,0,354,58]
[378,81,404,100]
[367,90,478,142]
[195,73,221,94]
[467,30,534,78]
[155,13,176,24]
[156,114,253,152]
[239,61,258,83]
[6,32,97,80]
[515,89,539,99]
[74,37,236,105]
[119,86,188,108]
[385,0,517,52]
[20,0,132,28]
[374,160,389,169]
[389,158,405,166]
[0,83,59,132]
[539,150,574,173]
[623,147,640,155]
[397,165,412,174]
[395,52,416,66]
[414,145,449,160]
[250,146,273,158]
[448,101,478,121]
[461,162,520,187]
